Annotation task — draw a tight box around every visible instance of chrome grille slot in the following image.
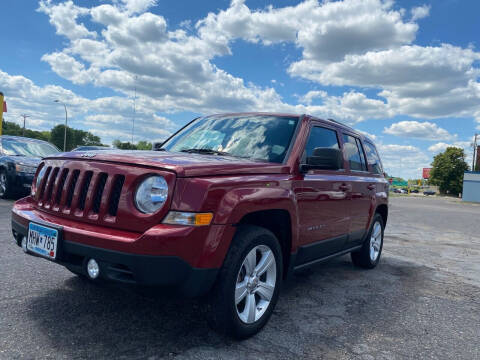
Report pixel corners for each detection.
[92,173,108,214]
[66,170,80,208]
[55,169,69,205]
[38,166,52,201]
[108,175,125,217]
[44,167,59,202]
[77,171,93,211]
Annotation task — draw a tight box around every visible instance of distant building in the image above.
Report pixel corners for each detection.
[422,168,431,179]
[462,171,480,203]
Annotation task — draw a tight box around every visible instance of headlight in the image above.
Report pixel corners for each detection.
[15,163,37,174]
[134,175,168,213]
[162,211,213,226]
[31,165,46,196]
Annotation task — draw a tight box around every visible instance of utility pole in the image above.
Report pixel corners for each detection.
[131,76,137,144]
[473,133,478,171]
[20,114,30,136]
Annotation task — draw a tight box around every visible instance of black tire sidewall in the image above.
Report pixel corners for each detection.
[209,225,283,338]
[365,214,384,267]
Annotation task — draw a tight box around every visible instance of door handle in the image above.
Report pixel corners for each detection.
[367,184,376,191]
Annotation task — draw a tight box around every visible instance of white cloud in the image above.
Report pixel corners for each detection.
[411,5,430,22]
[37,0,96,40]
[384,121,455,141]
[377,143,430,179]
[428,141,472,154]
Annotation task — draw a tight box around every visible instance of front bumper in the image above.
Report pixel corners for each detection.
[11,198,236,297]
[13,173,34,191]
[12,219,218,297]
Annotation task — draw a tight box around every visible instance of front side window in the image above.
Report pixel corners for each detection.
[162,115,299,163]
[304,126,340,159]
[342,134,367,171]
[364,141,384,174]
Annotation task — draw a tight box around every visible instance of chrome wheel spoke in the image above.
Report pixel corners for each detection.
[244,293,257,323]
[256,281,274,301]
[235,280,248,304]
[244,249,257,275]
[255,250,274,276]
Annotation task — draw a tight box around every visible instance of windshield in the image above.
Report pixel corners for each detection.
[1,138,59,157]
[162,115,299,163]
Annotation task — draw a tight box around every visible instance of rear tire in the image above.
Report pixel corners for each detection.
[207,225,283,339]
[351,214,384,269]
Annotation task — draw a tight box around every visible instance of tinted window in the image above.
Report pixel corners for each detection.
[342,134,366,171]
[364,141,383,174]
[162,115,298,163]
[304,126,340,159]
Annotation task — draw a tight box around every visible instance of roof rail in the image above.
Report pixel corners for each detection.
[326,118,356,132]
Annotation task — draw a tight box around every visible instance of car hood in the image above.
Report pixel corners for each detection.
[7,156,42,167]
[45,150,291,177]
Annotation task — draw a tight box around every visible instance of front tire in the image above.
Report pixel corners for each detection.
[351,214,384,269]
[207,225,283,339]
[0,169,13,199]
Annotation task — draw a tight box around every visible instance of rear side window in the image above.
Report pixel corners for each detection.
[364,141,384,174]
[342,134,367,171]
[304,126,340,157]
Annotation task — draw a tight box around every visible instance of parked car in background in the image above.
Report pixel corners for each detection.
[424,190,436,196]
[0,136,59,198]
[12,113,388,338]
[72,146,110,151]
[411,189,419,193]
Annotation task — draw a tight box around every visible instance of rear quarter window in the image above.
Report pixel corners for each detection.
[364,141,384,174]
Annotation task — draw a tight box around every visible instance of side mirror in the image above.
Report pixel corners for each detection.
[300,147,343,172]
[152,142,164,151]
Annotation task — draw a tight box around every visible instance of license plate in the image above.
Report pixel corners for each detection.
[27,223,59,259]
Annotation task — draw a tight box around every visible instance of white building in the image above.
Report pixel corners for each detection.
[462,172,480,203]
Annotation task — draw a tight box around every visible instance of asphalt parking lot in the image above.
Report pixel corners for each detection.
[1,196,479,360]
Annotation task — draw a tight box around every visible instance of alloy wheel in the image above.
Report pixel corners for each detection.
[235,245,277,324]
[369,221,382,262]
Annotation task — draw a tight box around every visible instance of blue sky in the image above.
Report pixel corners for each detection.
[1,0,479,179]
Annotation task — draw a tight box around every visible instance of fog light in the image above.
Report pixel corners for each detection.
[21,237,27,252]
[87,259,100,279]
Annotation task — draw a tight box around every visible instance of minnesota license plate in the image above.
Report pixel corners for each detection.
[27,223,59,259]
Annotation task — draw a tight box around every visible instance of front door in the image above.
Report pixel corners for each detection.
[294,124,351,264]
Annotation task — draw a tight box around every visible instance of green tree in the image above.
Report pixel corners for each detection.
[430,147,469,195]
[136,140,152,150]
[50,125,104,151]
[112,140,152,150]
[2,120,50,141]
[113,140,137,150]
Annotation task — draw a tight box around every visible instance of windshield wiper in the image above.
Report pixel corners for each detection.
[180,148,230,156]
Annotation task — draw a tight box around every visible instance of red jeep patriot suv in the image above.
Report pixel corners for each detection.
[11,113,388,338]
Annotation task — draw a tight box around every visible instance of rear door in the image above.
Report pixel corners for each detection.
[294,123,351,263]
[341,133,373,245]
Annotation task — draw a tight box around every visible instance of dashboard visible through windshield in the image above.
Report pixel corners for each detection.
[162,115,299,163]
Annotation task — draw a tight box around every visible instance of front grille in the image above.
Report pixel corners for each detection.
[35,165,124,221]
[32,159,173,233]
